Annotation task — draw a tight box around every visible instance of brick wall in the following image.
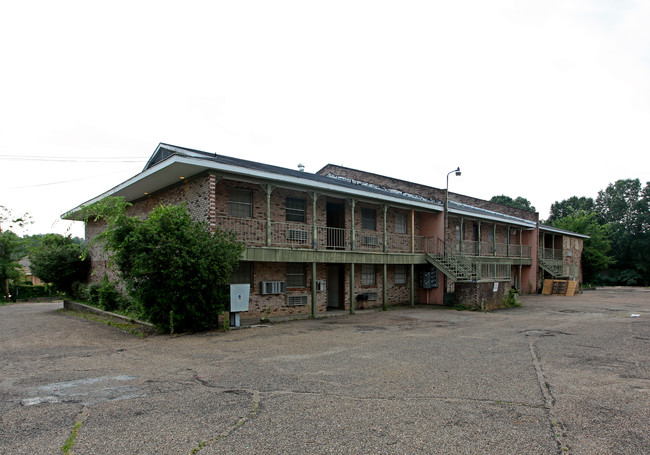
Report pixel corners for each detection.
[454,281,511,310]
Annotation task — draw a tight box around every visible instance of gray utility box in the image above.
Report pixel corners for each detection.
[229,284,250,328]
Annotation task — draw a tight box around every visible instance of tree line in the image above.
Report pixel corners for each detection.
[493,178,650,286]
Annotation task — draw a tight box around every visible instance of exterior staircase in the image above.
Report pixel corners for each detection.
[425,238,478,282]
[538,256,563,277]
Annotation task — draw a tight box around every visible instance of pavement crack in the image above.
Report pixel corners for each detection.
[187,388,262,454]
[527,335,570,454]
[62,405,90,454]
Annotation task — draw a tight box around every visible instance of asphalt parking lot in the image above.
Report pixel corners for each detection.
[1,288,648,455]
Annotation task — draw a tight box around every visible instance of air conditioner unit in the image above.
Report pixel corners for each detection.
[362,235,379,246]
[260,281,286,295]
[286,295,308,306]
[286,229,309,242]
[316,280,327,291]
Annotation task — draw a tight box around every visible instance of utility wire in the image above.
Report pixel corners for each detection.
[2,168,140,190]
[0,155,148,163]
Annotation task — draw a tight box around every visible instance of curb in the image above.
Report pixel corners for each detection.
[63,300,154,328]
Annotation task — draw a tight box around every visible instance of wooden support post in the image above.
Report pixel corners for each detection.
[382,205,388,253]
[410,263,415,307]
[349,263,355,314]
[382,263,388,310]
[265,185,273,247]
[312,192,318,249]
[350,199,356,251]
[311,262,317,318]
[410,209,415,253]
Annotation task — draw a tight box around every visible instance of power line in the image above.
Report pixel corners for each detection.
[0,155,148,163]
[2,169,140,190]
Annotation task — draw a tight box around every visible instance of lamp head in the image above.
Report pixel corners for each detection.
[455,167,461,177]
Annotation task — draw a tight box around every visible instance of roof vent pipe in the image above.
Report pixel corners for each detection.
[298,163,305,172]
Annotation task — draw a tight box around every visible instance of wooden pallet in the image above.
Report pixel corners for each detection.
[542,279,578,296]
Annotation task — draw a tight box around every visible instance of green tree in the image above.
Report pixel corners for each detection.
[547,196,595,224]
[552,211,613,283]
[29,234,89,293]
[0,207,31,302]
[89,199,244,332]
[490,195,536,212]
[594,179,650,285]
[0,231,22,302]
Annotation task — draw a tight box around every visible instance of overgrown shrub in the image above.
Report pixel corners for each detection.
[10,284,52,300]
[70,281,88,301]
[503,288,521,308]
[86,200,243,332]
[87,283,101,306]
[96,277,126,312]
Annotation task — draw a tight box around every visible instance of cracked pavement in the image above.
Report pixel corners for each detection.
[1,288,648,454]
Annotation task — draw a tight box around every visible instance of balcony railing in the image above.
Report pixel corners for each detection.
[449,240,532,259]
[215,216,530,258]
[541,248,563,261]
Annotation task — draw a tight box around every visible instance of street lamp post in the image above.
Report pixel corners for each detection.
[443,167,461,252]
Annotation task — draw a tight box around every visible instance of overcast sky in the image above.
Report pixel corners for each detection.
[2,0,649,238]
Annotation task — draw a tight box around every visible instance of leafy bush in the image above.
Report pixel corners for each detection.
[503,288,521,308]
[70,282,88,302]
[87,283,101,305]
[86,200,244,332]
[96,277,127,312]
[9,284,53,300]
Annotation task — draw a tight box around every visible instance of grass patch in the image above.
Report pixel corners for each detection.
[59,309,153,338]
[61,420,82,454]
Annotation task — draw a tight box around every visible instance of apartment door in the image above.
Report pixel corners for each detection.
[327,264,345,309]
[326,201,345,249]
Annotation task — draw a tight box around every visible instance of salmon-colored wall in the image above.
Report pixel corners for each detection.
[418,211,444,304]
[522,229,538,293]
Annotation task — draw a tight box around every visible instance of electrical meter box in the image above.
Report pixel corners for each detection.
[229,284,250,313]
[420,267,439,289]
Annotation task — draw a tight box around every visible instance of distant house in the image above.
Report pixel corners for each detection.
[64,143,588,317]
[18,257,43,285]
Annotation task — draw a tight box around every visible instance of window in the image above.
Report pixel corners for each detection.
[286,263,306,287]
[488,229,494,243]
[395,213,407,234]
[229,262,253,285]
[286,196,306,223]
[361,264,376,285]
[395,265,407,284]
[228,189,252,218]
[362,208,376,231]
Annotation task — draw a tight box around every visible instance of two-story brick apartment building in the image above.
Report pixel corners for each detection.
[65,143,587,318]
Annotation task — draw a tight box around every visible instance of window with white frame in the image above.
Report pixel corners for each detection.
[286,196,306,223]
[395,265,407,284]
[362,208,376,231]
[228,188,252,218]
[395,212,407,234]
[361,264,376,285]
[286,263,306,287]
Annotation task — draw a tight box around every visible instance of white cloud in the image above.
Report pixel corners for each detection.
[1,0,648,234]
